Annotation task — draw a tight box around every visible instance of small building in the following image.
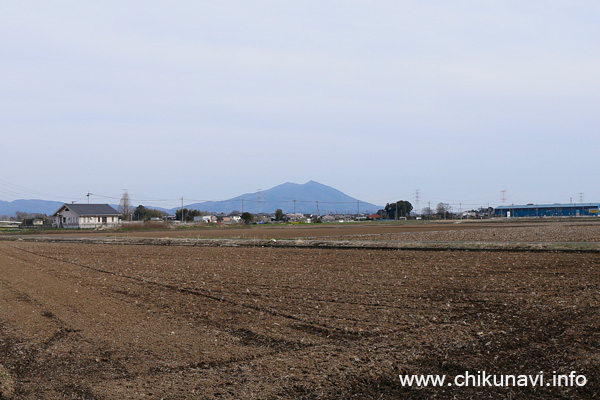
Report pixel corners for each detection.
[0,220,20,228]
[194,215,216,223]
[286,212,305,222]
[494,203,600,218]
[53,204,121,228]
[321,215,336,223]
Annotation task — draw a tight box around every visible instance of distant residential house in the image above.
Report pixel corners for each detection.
[52,204,121,229]
[321,215,336,223]
[0,220,20,228]
[285,213,304,222]
[194,215,216,223]
[368,213,381,220]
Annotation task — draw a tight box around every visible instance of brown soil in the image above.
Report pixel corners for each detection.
[0,240,598,399]
[347,222,600,243]
[19,220,535,239]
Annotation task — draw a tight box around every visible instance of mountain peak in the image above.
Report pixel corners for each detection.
[182,181,381,214]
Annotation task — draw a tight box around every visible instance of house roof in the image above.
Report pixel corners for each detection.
[53,204,120,216]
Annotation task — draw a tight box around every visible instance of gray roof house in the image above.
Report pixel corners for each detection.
[52,204,121,229]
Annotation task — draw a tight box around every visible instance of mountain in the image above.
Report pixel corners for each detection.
[180,181,382,215]
[0,199,65,217]
[0,181,382,217]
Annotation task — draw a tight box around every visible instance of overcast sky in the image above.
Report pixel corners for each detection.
[1,1,599,210]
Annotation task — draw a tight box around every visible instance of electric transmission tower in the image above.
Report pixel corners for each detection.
[415,189,420,216]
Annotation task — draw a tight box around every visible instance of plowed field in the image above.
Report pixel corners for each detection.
[0,239,598,399]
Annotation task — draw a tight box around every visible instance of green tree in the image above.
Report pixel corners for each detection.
[241,212,254,224]
[274,209,284,221]
[381,200,413,219]
[134,205,148,221]
[134,205,167,221]
[175,208,203,222]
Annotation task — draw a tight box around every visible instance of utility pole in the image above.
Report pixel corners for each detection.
[87,192,91,204]
[181,196,184,222]
[316,200,320,217]
[294,199,296,214]
[242,198,244,213]
[357,200,359,219]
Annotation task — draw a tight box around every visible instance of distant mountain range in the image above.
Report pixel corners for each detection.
[171,181,381,215]
[0,181,382,217]
[0,199,65,217]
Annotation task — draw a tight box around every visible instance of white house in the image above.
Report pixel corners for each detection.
[193,215,217,223]
[52,204,121,229]
[0,220,20,228]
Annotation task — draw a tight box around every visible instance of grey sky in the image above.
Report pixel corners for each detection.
[1,1,599,210]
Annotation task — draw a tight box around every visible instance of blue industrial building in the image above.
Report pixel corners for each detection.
[494,203,600,218]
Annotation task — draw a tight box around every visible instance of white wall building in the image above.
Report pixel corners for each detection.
[52,204,121,229]
[193,215,217,223]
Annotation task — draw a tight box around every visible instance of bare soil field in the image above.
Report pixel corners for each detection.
[13,220,537,240]
[0,239,598,399]
[15,219,599,243]
[343,221,600,243]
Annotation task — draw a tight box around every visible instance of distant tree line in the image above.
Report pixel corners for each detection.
[420,204,494,219]
[175,208,203,222]
[377,200,413,219]
[133,205,168,221]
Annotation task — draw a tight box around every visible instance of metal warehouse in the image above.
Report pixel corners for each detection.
[494,203,599,218]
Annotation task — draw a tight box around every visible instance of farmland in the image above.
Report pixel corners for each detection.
[0,220,599,399]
